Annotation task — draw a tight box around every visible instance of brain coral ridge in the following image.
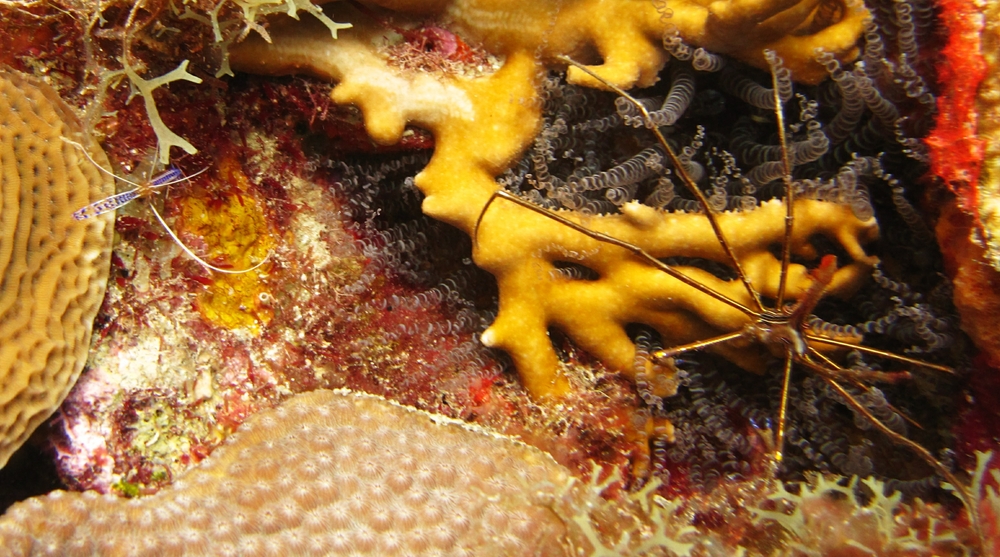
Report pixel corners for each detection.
[0,389,600,556]
[0,70,115,470]
[231,0,876,399]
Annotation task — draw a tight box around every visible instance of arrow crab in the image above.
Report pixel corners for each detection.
[475,50,976,529]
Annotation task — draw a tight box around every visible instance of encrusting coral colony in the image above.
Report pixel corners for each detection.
[0,390,596,556]
[1,0,1000,554]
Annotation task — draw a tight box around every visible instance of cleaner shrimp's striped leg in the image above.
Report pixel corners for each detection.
[72,189,143,220]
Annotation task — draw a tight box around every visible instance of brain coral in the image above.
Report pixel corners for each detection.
[0,389,588,556]
[0,70,115,469]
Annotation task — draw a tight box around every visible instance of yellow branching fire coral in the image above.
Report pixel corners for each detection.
[0,70,115,469]
[476,199,877,396]
[230,0,875,399]
[368,0,867,86]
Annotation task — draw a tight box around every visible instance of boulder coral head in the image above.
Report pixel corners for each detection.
[0,389,602,556]
[0,70,115,470]
[2,389,989,555]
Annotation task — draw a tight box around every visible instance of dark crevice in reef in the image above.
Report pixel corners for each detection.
[0,428,64,514]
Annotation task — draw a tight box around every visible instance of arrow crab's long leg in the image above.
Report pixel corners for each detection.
[808,349,919,427]
[804,334,955,374]
[799,350,978,537]
[767,50,796,310]
[476,190,760,317]
[651,331,747,360]
[556,55,765,314]
[775,347,795,462]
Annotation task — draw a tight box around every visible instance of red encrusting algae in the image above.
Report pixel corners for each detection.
[926,0,987,216]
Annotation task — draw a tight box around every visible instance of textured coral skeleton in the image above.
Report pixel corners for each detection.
[0,70,115,470]
[0,389,591,556]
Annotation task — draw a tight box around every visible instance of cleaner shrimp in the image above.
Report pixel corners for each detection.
[65,138,269,274]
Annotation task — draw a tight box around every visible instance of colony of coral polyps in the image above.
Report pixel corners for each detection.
[231,0,875,399]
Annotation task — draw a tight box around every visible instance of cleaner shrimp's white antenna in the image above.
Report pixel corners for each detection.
[145,202,270,274]
[63,137,270,274]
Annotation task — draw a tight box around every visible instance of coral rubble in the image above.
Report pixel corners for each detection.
[0,70,115,469]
